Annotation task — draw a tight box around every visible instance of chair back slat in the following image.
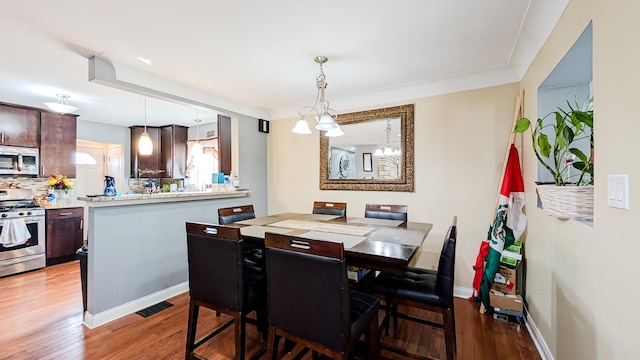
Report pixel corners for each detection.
[312,201,347,217]
[364,204,408,221]
[218,204,256,224]
[265,232,350,352]
[186,222,246,311]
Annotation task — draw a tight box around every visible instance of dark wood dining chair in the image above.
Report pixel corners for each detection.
[185,222,267,360]
[371,216,457,360]
[312,201,347,217]
[218,204,256,224]
[218,204,263,276]
[364,204,408,222]
[264,232,380,360]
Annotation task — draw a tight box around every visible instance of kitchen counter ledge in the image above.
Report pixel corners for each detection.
[77,189,250,207]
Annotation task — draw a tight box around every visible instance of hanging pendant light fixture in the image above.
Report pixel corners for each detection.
[138,96,153,156]
[291,56,341,136]
[192,107,203,156]
[44,94,79,114]
[373,119,401,157]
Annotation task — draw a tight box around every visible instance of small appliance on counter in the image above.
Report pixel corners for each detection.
[103,176,116,196]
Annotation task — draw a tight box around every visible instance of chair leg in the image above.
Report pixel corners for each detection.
[451,303,457,352]
[185,298,199,360]
[368,314,380,360]
[442,308,455,360]
[382,299,392,336]
[392,302,399,330]
[267,326,278,360]
[216,311,221,317]
[234,312,245,360]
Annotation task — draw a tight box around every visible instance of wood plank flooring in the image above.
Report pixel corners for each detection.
[0,261,541,360]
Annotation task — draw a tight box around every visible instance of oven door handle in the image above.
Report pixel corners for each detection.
[17,154,23,172]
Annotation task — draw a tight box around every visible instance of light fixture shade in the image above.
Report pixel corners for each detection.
[292,119,312,134]
[325,124,344,137]
[191,141,203,156]
[373,149,384,156]
[315,114,337,131]
[383,147,393,156]
[138,132,153,155]
[44,94,78,114]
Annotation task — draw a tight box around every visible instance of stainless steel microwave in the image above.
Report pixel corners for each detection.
[0,145,39,176]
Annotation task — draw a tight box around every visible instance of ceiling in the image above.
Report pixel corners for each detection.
[0,0,568,128]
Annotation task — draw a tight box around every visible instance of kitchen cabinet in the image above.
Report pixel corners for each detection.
[217,115,231,175]
[130,126,161,178]
[40,112,77,178]
[46,207,84,265]
[131,125,186,178]
[161,125,187,178]
[0,103,40,148]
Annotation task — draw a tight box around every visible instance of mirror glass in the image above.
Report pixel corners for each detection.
[320,104,414,192]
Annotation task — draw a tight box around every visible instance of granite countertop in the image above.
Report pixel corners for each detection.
[77,189,251,207]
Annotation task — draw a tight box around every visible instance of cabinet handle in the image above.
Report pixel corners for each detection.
[59,212,74,216]
[41,165,45,175]
[1,133,4,143]
[80,219,83,230]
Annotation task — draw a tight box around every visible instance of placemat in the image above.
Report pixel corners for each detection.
[291,213,341,221]
[296,231,366,249]
[240,225,295,238]
[367,227,426,246]
[348,218,404,227]
[268,219,373,236]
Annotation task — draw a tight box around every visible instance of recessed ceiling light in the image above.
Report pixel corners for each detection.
[138,57,152,65]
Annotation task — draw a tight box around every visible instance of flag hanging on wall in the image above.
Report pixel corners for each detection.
[472,144,526,310]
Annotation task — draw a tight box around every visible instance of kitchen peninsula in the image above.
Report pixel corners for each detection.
[78,189,251,328]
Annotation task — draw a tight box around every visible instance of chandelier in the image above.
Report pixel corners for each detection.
[291,56,342,136]
[373,119,401,156]
[44,94,78,114]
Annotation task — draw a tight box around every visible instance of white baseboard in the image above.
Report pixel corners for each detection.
[83,281,189,329]
[454,286,474,299]
[524,305,554,360]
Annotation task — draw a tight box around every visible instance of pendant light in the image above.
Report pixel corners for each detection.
[138,96,153,155]
[192,107,203,156]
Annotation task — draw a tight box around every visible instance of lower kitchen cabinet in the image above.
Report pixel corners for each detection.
[46,207,84,265]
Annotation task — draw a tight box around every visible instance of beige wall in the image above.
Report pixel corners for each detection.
[268,83,520,288]
[518,0,640,358]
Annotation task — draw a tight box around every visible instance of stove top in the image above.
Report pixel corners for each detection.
[0,188,41,214]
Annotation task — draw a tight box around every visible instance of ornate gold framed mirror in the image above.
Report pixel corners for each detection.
[320,104,414,191]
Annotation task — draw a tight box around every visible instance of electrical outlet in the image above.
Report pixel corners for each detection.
[607,175,629,209]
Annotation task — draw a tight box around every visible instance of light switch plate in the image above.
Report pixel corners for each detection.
[607,175,629,209]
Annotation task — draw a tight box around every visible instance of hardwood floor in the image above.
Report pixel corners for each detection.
[0,262,541,360]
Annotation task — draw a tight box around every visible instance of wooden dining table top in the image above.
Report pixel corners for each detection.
[230,212,433,274]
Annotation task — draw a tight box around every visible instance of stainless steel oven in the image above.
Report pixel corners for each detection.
[0,189,45,277]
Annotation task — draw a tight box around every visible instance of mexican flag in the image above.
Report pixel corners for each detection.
[473,144,526,310]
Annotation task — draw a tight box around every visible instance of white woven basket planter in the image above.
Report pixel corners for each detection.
[536,184,594,221]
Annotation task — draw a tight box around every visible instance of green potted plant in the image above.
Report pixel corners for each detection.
[514,97,594,220]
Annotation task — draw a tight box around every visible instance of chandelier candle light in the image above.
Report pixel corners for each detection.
[291,56,342,137]
[44,94,78,114]
[138,96,153,156]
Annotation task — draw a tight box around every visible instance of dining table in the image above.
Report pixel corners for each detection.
[229,212,433,275]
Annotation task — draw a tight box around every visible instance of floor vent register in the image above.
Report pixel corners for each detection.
[135,301,174,318]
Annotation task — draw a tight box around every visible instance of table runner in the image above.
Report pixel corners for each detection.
[268,219,373,236]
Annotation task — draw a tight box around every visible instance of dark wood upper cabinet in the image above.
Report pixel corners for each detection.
[0,103,40,148]
[40,112,77,178]
[217,115,231,175]
[161,125,187,179]
[130,126,161,177]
